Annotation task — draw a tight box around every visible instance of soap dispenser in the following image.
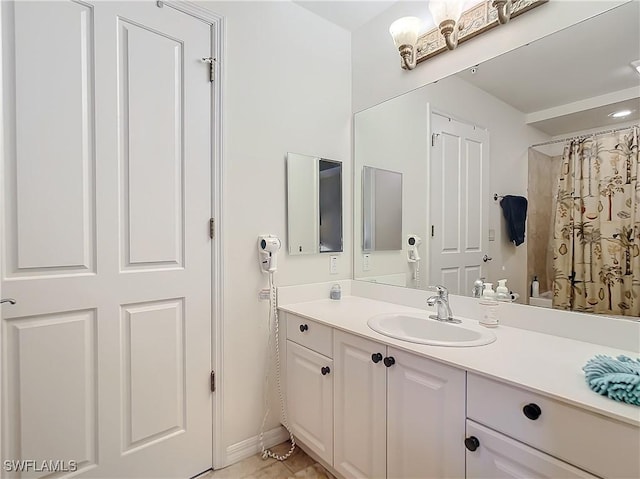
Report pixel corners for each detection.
[496,279,509,301]
[482,283,496,300]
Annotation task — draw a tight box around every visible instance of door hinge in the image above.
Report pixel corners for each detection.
[210,371,216,392]
[431,225,435,237]
[201,57,215,83]
[209,218,215,239]
[432,133,440,146]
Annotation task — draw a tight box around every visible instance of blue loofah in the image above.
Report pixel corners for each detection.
[582,355,640,406]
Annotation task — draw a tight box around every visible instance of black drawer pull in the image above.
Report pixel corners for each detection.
[299,324,309,332]
[383,356,395,367]
[523,403,542,420]
[464,436,480,451]
[371,353,383,363]
[321,366,331,376]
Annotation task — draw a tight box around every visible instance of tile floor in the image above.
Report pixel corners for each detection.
[199,442,334,479]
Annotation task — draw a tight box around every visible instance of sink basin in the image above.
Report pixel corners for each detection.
[367,313,496,347]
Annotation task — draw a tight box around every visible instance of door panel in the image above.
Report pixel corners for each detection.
[118,18,184,269]
[4,310,98,472]
[8,0,96,277]
[122,299,185,450]
[2,1,213,477]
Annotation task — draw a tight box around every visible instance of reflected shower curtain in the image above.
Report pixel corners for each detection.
[552,126,640,316]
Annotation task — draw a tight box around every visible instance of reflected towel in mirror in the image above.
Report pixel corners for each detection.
[500,195,528,246]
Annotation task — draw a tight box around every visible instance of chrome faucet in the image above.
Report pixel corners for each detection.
[427,285,460,323]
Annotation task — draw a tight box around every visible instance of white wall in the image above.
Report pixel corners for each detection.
[352,0,627,112]
[201,0,351,461]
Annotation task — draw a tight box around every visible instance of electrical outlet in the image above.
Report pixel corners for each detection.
[330,255,338,274]
[363,254,371,271]
[258,288,270,300]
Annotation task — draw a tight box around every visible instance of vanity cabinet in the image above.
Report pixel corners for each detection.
[283,312,639,479]
[466,373,640,478]
[285,317,334,464]
[333,330,466,479]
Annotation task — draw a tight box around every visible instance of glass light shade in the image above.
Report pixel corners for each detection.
[389,16,422,48]
[428,0,465,25]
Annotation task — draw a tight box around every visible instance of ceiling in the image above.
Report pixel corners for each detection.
[293,0,398,31]
[453,1,640,135]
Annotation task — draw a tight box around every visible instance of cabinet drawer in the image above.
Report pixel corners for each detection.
[467,373,640,478]
[286,314,332,357]
[466,420,597,478]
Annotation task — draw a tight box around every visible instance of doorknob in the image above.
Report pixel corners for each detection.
[1,298,16,305]
[482,254,492,262]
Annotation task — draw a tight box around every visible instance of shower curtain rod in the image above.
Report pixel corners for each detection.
[530,124,639,148]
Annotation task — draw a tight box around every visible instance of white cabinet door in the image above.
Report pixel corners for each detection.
[466,421,598,478]
[387,348,466,479]
[286,341,333,464]
[333,331,386,479]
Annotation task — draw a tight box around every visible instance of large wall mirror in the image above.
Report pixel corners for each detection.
[287,152,343,255]
[354,1,640,320]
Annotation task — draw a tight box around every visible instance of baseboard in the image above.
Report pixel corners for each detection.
[223,426,289,467]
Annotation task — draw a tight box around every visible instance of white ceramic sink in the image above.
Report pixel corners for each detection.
[367,313,496,347]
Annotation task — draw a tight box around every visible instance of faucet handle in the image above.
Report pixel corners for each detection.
[427,285,448,298]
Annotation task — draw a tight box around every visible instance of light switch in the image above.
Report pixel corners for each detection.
[330,255,338,274]
[488,229,496,241]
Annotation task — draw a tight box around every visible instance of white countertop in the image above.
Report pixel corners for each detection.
[279,295,640,427]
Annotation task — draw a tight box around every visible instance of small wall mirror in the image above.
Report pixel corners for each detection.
[363,166,403,251]
[286,152,343,255]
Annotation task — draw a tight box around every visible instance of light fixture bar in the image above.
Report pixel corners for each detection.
[416,0,547,64]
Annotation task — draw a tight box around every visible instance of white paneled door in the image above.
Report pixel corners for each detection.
[430,113,490,296]
[1,1,213,477]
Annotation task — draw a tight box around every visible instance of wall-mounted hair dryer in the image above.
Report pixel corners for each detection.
[407,235,422,263]
[258,235,281,273]
[407,235,422,286]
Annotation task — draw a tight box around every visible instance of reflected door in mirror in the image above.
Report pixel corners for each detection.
[363,166,403,251]
[430,114,489,295]
[286,153,343,255]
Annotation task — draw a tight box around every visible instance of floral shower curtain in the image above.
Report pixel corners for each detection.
[552,126,640,316]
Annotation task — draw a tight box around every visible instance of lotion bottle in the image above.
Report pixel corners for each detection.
[531,276,540,298]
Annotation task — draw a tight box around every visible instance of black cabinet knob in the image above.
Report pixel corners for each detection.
[321,366,331,376]
[371,353,383,363]
[383,356,395,367]
[523,403,542,420]
[299,324,309,332]
[464,436,480,451]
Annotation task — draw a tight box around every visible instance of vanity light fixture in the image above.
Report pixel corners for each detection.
[493,0,513,24]
[428,0,465,50]
[390,0,547,71]
[389,16,423,70]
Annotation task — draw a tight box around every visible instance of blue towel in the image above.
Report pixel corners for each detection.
[500,195,528,246]
[582,355,640,406]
